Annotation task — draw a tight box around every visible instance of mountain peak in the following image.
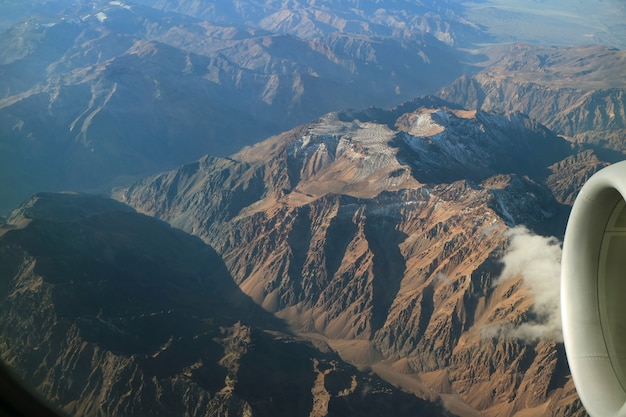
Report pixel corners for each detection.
[118,101,579,415]
[5,192,135,227]
[232,104,571,210]
[284,112,421,200]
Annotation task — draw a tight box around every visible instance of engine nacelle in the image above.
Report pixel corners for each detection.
[562,161,626,417]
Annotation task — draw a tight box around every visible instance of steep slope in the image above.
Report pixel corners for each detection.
[438,44,626,152]
[0,192,454,417]
[138,0,487,47]
[0,0,469,214]
[437,44,626,204]
[118,102,587,416]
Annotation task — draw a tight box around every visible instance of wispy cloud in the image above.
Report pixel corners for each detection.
[490,226,563,342]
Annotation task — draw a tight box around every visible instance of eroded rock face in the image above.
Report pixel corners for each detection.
[436,43,625,206]
[0,192,452,417]
[438,44,626,153]
[119,103,587,416]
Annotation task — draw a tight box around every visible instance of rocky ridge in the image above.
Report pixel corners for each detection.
[0,192,454,417]
[438,44,626,155]
[0,0,469,214]
[138,0,486,46]
[118,101,588,416]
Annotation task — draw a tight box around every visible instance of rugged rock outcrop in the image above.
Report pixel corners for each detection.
[118,102,588,416]
[0,192,454,417]
[438,44,626,152]
[1,5,621,417]
[436,44,626,205]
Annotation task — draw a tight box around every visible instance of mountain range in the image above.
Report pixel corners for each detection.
[0,0,472,214]
[1,0,625,416]
[115,99,589,416]
[0,192,454,417]
[438,44,626,160]
[3,0,621,214]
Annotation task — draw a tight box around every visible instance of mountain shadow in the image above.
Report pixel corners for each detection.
[0,192,454,417]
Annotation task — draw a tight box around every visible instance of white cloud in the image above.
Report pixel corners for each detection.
[434,271,450,285]
[492,226,563,342]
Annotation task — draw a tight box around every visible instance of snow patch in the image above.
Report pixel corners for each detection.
[288,115,420,197]
[408,111,445,137]
[493,193,515,226]
[401,109,496,169]
[110,1,132,9]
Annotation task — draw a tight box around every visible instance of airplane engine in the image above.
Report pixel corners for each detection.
[562,160,626,417]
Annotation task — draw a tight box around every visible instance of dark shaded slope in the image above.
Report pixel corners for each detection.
[0,192,453,417]
[438,45,626,152]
